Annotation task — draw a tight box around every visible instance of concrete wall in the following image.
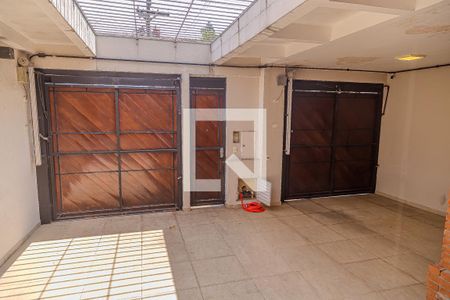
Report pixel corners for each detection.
[260,68,286,205]
[222,69,261,207]
[0,57,40,265]
[377,66,450,214]
[47,0,96,55]
[96,36,211,65]
[211,0,308,62]
[292,69,387,84]
[0,0,96,56]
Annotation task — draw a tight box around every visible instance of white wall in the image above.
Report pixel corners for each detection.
[293,69,387,83]
[260,68,286,205]
[97,36,211,65]
[211,0,307,62]
[223,69,261,206]
[377,66,450,214]
[0,57,40,265]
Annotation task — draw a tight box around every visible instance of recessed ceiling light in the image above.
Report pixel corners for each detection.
[395,54,426,61]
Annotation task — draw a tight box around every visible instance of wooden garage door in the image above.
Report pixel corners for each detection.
[283,80,383,199]
[49,85,180,218]
[190,78,226,206]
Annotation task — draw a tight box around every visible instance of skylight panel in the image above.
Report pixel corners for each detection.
[75,0,256,42]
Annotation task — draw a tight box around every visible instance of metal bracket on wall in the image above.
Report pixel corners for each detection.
[0,47,14,59]
[381,85,390,116]
[284,77,293,155]
[293,89,379,95]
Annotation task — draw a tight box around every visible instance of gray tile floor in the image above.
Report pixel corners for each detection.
[0,194,444,299]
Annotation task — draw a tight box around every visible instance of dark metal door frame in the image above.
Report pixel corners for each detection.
[189,77,226,207]
[282,80,384,200]
[35,69,182,222]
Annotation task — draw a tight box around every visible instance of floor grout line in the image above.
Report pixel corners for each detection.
[0,195,443,300]
[173,212,205,300]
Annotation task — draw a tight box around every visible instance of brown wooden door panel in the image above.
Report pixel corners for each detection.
[50,87,120,216]
[49,84,180,218]
[283,81,382,199]
[196,150,221,179]
[58,154,118,174]
[335,95,377,130]
[194,94,222,148]
[334,130,374,145]
[334,161,373,191]
[193,149,222,204]
[196,121,220,147]
[190,81,225,206]
[334,146,373,162]
[57,173,120,213]
[119,91,175,131]
[195,94,220,109]
[290,147,331,163]
[286,92,335,197]
[291,130,332,146]
[56,134,117,152]
[55,90,116,133]
[291,93,334,130]
[120,133,175,150]
[121,152,174,171]
[121,170,174,207]
[288,162,331,194]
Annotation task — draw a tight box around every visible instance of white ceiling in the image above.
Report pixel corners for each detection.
[1,0,448,72]
[222,0,450,72]
[0,0,93,56]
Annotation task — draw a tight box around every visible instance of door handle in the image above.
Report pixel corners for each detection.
[39,133,49,142]
[219,147,224,159]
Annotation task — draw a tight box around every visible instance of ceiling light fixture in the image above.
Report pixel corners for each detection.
[395,54,426,61]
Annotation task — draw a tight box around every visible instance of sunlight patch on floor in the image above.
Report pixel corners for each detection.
[0,230,177,299]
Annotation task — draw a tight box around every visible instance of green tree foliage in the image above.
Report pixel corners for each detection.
[201,21,216,42]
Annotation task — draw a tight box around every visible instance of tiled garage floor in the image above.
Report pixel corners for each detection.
[0,194,444,299]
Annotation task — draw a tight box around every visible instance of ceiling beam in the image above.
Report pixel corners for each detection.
[0,20,37,52]
[33,0,96,56]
